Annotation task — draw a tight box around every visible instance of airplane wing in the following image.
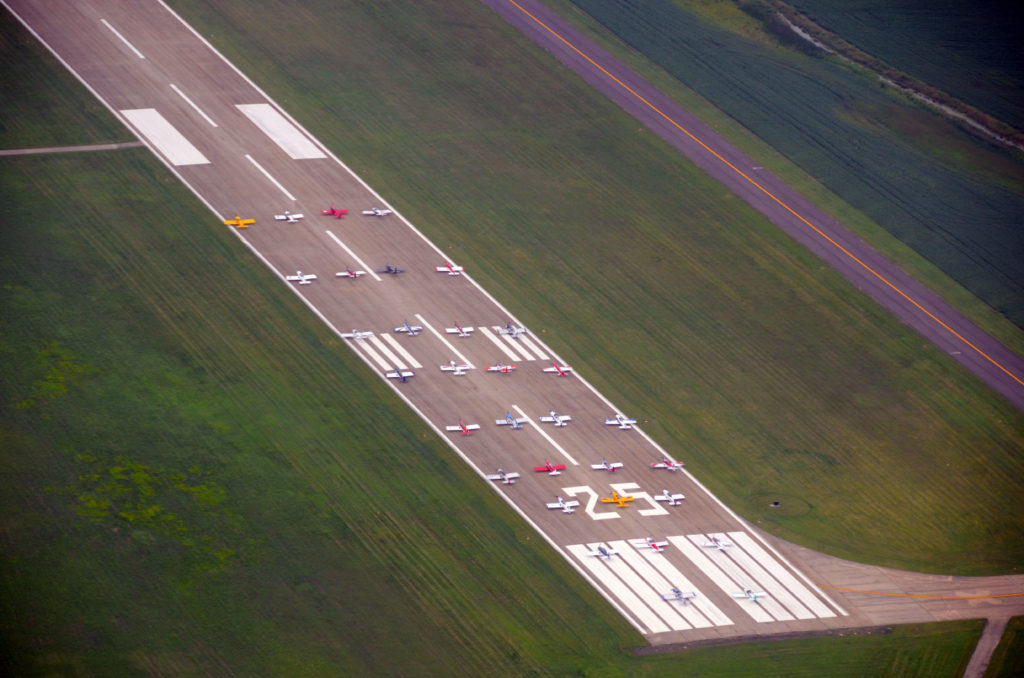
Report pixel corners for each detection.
[542,365,573,373]
[545,500,579,510]
[586,547,618,557]
[534,464,566,473]
[393,325,423,333]
[445,327,475,334]
[733,591,767,599]
[495,417,527,426]
[654,492,685,503]
[340,330,372,339]
[386,370,414,378]
[485,471,520,481]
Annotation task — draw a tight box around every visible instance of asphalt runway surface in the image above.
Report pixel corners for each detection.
[5,0,1022,649]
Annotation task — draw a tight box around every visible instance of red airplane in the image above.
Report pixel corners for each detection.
[486,363,517,374]
[542,362,574,376]
[445,420,480,436]
[321,206,348,219]
[533,461,566,476]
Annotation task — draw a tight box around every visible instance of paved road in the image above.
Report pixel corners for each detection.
[0,141,143,155]
[481,0,1024,412]
[5,0,1021,652]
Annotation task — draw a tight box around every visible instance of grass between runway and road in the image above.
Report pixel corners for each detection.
[162,0,1024,576]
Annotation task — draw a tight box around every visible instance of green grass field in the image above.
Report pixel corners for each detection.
[985,616,1024,678]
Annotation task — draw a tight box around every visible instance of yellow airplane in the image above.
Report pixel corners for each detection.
[224,215,255,228]
[600,491,635,508]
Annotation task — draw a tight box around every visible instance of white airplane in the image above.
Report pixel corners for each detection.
[651,458,686,471]
[485,469,520,485]
[435,262,464,276]
[633,537,670,552]
[661,588,698,604]
[362,207,392,217]
[274,210,304,223]
[542,363,573,376]
[440,360,471,376]
[445,322,474,337]
[393,321,423,336]
[539,411,571,427]
[336,267,367,279]
[385,366,414,383]
[486,363,517,374]
[285,271,317,285]
[497,321,526,338]
[703,535,734,550]
[586,545,618,559]
[445,420,480,436]
[340,329,373,340]
[591,459,623,472]
[604,414,638,430]
[495,413,528,430]
[733,588,768,603]
[546,496,579,514]
[654,489,685,506]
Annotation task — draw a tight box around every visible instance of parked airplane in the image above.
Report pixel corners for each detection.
[542,363,574,376]
[661,588,698,604]
[591,459,623,472]
[321,206,348,219]
[440,360,471,376]
[385,366,414,383]
[445,420,480,436]
[362,207,392,217]
[273,210,303,223]
[651,458,686,471]
[376,264,405,275]
[496,413,528,430]
[633,537,670,552]
[393,321,423,336]
[600,491,635,508]
[654,489,685,506]
[336,267,367,279]
[586,545,618,558]
[539,411,571,427]
[497,321,526,338]
[224,215,254,228]
[486,363,517,374]
[546,496,579,514]
[435,262,464,276]
[445,323,474,337]
[533,461,566,476]
[702,535,733,550]
[485,469,520,485]
[604,414,638,430]
[733,588,768,603]
[340,329,373,340]
[285,271,317,285]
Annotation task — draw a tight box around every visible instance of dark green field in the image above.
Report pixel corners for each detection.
[560,0,1024,330]
[986,616,1024,678]
[786,0,1024,132]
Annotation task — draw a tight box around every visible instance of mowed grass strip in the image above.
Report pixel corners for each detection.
[167,0,1024,574]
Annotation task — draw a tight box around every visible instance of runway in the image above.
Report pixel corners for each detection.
[5,0,1022,647]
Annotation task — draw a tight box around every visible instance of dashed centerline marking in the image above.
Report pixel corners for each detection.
[324,230,381,281]
[100,19,144,59]
[244,154,295,201]
[512,404,578,466]
[170,84,218,127]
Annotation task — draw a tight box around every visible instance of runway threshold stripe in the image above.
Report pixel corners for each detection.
[730,532,837,618]
[602,541,691,631]
[491,327,533,361]
[517,334,549,360]
[120,108,209,166]
[236,103,326,159]
[566,544,668,634]
[367,336,406,370]
[640,545,732,627]
[380,333,423,369]
[503,0,1024,393]
[353,338,391,370]
[479,327,522,361]
[668,536,774,623]
[610,540,703,629]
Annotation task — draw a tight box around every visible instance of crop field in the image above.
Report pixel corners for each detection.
[0,11,990,675]
[785,0,1024,133]
[558,0,1024,331]
[159,0,1024,575]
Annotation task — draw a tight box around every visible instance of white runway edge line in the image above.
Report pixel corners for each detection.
[244,154,295,201]
[120,108,209,166]
[236,103,326,160]
[325,231,381,281]
[100,18,144,59]
[170,84,218,127]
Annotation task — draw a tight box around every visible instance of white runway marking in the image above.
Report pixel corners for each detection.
[414,314,474,368]
[244,154,295,201]
[353,338,391,370]
[637,545,732,627]
[120,108,209,165]
[516,333,549,360]
[668,536,774,623]
[605,540,692,631]
[100,19,144,59]
[511,405,578,466]
[567,544,668,635]
[380,333,423,369]
[491,327,534,361]
[479,327,522,361]
[729,532,837,618]
[323,230,380,281]
[169,84,217,127]
[368,335,407,369]
[236,103,326,159]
